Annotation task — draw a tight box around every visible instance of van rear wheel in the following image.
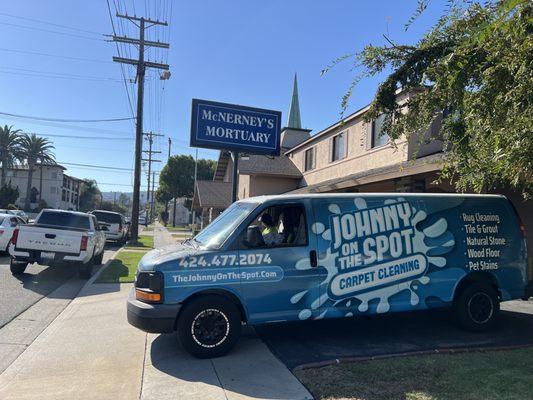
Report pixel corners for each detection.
[454,282,499,332]
[177,295,241,358]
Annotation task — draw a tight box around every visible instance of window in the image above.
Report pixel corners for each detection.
[51,172,58,180]
[239,204,308,249]
[62,189,66,201]
[194,202,259,249]
[37,211,90,229]
[304,147,315,171]
[371,114,390,148]
[92,211,123,224]
[331,132,346,162]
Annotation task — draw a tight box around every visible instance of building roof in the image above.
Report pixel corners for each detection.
[239,153,302,178]
[287,73,302,129]
[288,153,444,194]
[193,181,232,209]
[213,151,302,180]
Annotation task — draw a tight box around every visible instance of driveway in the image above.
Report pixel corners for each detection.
[255,300,533,369]
[0,244,121,328]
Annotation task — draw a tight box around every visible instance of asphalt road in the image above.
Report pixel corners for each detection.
[255,300,533,369]
[0,244,120,328]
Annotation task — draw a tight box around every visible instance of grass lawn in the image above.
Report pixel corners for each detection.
[95,250,148,283]
[124,234,153,249]
[295,348,533,400]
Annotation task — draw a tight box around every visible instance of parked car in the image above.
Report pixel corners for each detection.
[9,209,106,278]
[138,215,147,225]
[90,210,127,244]
[0,214,26,253]
[11,210,29,223]
[127,193,531,358]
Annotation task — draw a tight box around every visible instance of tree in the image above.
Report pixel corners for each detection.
[0,125,22,187]
[327,0,532,197]
[155,184,173,225]
[0,182,19,208]
[18,133,55,210]
[79,179,101,212]
[159,156,217,200]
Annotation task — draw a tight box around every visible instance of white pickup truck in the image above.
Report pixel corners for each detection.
[9,209,106,278]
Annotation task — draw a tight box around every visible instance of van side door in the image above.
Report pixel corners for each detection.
[234,200,321,324]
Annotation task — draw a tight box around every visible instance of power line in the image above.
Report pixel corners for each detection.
[0,116,134,136]
[0,21,104,41]
[57,161,133,171]
[0,12,102,35]
[39,133,132,141]
[0,66,126,82]
[0,47,112,64]
[0,111,134,123]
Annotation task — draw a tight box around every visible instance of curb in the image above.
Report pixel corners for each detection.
[85,247,130,286]
[292,343,533,372]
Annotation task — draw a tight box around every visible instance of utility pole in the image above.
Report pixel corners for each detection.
[111,13,169,242]
[168,137,172,160]
[142,131,162,225]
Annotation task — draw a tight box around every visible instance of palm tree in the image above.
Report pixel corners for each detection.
[18,133,55,211]
[0,125,22,187]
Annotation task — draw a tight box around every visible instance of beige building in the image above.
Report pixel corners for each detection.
[192,77,532,265]
[5,163,82,211]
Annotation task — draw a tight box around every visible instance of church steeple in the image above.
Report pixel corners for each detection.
[287,73,302,129]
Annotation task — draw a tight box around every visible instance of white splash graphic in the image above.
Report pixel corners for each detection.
[292,197,455,320]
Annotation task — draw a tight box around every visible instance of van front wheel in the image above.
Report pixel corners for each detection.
[177,295,241,358]
[454,282,499,332]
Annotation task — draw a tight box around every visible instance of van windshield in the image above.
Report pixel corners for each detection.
[194,202,259,249]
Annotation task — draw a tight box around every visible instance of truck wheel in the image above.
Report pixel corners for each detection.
[177,295,241,358]
[10,260,28,275]
[78,263,93,279]
[94,251,104,265]
[454,282,499,332]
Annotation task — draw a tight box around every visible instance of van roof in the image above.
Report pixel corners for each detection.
[239,192,507,203]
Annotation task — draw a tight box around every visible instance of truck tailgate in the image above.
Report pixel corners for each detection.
[16,226,84,254]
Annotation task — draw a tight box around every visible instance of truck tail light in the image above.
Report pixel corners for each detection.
[11,228,19,245]
[80,235,88,251]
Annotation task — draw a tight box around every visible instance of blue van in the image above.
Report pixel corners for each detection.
[127,194,532,358]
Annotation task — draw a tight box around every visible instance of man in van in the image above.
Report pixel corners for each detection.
[260,213,282,246]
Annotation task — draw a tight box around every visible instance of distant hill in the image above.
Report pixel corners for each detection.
[101,191,149,205]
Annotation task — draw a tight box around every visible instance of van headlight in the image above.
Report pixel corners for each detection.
[135,271,164,303]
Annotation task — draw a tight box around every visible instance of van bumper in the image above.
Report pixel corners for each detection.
[127,288,180,333]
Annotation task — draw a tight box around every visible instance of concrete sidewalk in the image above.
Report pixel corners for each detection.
[0,224,313,400]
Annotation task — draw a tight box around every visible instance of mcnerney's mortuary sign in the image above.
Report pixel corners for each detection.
[190,99,282,156]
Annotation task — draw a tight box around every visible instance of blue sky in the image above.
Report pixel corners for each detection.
[0,0,446,193]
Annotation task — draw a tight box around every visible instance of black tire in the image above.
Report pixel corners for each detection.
[78,262,93,279]
[94,251,104,265]
[453,282,499,332]
[177,295,242,358]
[10,259,28,275]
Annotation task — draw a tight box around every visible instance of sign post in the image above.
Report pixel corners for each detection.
[190,99,282,203]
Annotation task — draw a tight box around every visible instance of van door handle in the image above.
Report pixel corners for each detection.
[310,250,318,268]
[45,234,56,239]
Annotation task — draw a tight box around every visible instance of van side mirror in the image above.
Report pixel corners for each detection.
[242,225,265,248]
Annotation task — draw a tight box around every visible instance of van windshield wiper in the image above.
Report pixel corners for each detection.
[183,237,201,249]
